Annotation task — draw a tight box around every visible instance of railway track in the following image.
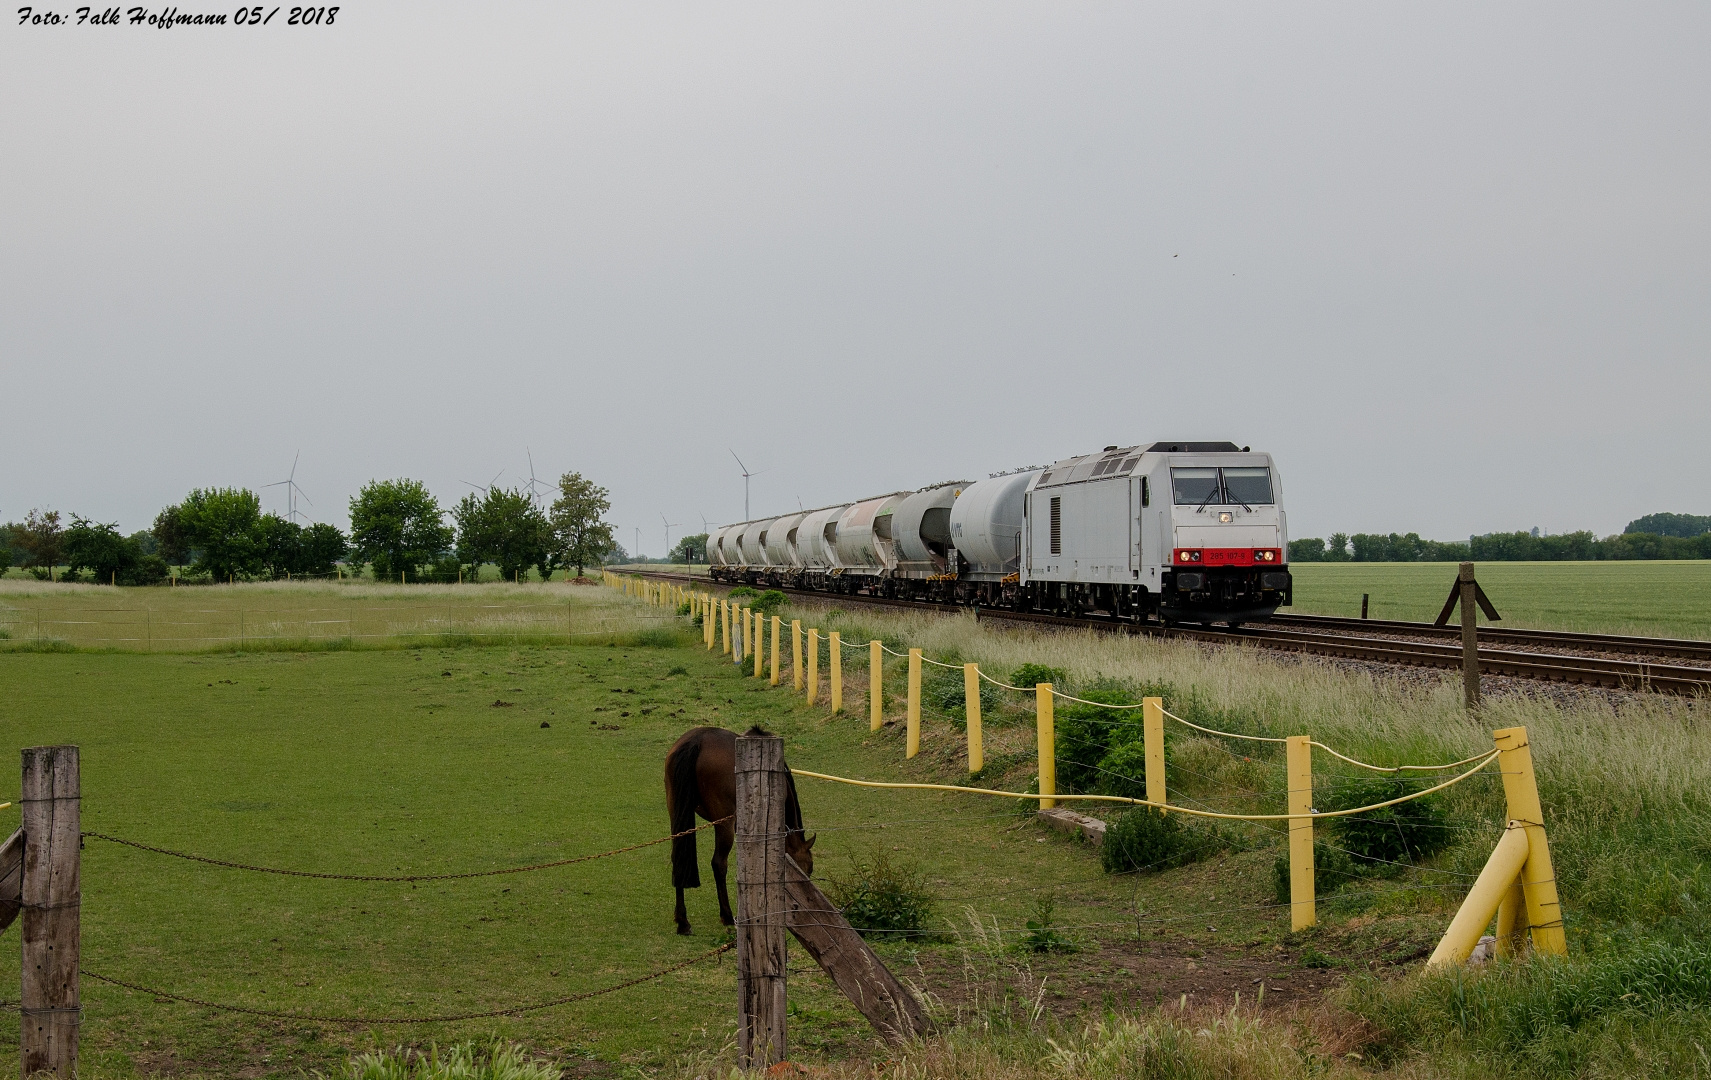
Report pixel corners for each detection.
[621,570,1711,697]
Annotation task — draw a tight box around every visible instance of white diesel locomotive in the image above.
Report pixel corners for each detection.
[707,441,1292,626]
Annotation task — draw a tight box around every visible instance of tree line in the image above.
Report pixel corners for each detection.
[0,473,618,585]
[1290,513,1711,563]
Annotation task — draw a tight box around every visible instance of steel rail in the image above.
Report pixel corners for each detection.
[1269,612,1711,662]
[616,570,1711,696]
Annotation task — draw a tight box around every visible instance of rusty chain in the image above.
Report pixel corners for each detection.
[80,817,731,883]
[80,942,732,1025]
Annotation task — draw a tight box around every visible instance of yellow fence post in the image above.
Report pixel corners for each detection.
[1427,824,1531,968]
[722,599,731,655]
[906,649,922,758]
[1143,697,1166,811]
[869,641,883,732]
[829,632,842,712]
[754,612,765,678]
[1494,726,1567,956]
[807,630,819,705]
[1036,684,1056,809]
[964,663,983,774]
[792,621,803,691]
[705,597,715,650]
[739,606,750,664]
[769,615,781,685]
[1495,878,1528,957]
[1287,735,1315,931]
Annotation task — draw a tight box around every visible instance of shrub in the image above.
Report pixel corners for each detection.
[1321,776,1452,869]
[1101,806,1227,874]
[727,585,758,599]
[328,1040,559,1080]
[751,589,787,615]
[826,850,936,939]
[1010,662,1066,689]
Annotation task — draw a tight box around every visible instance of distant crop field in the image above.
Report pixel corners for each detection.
[1282,560,1711,639]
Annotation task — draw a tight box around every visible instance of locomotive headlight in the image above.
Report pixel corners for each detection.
[1176,549,1201,563]
[1218,512,1234,523]
[1254,549,1277,562]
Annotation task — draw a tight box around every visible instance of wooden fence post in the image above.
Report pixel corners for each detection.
[21,745,80,1078]
[770,616,781,686]
[1286,735,1315,930]
[754,613,765,679]
[829,633,842,713]
[964,664,983,773]
[870,642,884,732]
[1459,563,1480,710]
[807,631,819,705]
[792,621,803,691]
[735,733,788,1069]
[906,650,922,758]
[1142,697,1165,811]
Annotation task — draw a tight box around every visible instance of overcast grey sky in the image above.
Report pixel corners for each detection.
[4,2,1707,553]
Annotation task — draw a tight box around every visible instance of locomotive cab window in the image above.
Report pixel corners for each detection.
[1171,467,1274,506]
[1170,468,1220,505]
[1222,468,1274,505]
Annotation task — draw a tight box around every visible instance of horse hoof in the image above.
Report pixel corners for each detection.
[677,924,693,936]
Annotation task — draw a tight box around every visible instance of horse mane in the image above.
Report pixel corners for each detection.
[741,725,804,835]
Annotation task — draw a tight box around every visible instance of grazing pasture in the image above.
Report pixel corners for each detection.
[0,581,1706,1079]
[1282,560,1711,639]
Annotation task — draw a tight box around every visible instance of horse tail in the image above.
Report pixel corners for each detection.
[667,737,703,890]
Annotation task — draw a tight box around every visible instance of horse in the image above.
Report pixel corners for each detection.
[665,725,815,935]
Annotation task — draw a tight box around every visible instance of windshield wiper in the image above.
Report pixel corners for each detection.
[1196,484,1221,513]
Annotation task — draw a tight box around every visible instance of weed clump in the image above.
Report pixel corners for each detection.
[1010,663,1066,689]
[827,850,937,940]
[329,1039,559,1079]
[1101,806,1228,874]
[1018,893,1076,953]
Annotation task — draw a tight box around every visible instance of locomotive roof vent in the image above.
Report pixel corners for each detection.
[1145,441,1242,453]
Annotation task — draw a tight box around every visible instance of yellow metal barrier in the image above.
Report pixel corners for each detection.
[1428,724,1567,966]
[964,663,983,774]
[906,649,922,758]
[869,641,883,732]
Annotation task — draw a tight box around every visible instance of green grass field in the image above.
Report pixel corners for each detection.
[1282,561,1711,639]
[1,580,1707,1079]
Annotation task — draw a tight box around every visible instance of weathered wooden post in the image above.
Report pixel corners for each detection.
[735,733,788,1068]
[1436,564,1499,711]
[1458,564,1480,709]
[21,746,80,1078]
[1361,593,1369,620]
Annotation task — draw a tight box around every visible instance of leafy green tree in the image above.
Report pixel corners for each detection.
[454,487,552,582]
[1287,538,1325,562]
[349,479,452,582]
[548,473,615,579]
[257,514,303,579]
[1324,532,1351,562]
[64,517,137,584]
[178,488,265,582]
[10,509,66,579]
[669,532,708,564]
[300,522,349,576]
[1625,513,1711,538]
[152,505,191,565]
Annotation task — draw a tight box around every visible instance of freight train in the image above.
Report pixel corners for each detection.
[706,442,1292,627]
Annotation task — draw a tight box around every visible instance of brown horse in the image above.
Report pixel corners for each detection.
[666,725,815,935]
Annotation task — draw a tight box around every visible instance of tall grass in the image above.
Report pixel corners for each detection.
[761,599,1711,1077]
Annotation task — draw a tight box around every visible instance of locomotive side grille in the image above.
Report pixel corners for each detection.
[1050,497,1062,555]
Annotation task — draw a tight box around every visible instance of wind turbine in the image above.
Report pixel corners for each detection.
[729,449,756,520]
[523,449,552,507]
[457,469,505,495]
[264,452,313,524]
[662,513,683,559]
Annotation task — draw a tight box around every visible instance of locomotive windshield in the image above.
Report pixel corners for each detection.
[1171,467,1274,506]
